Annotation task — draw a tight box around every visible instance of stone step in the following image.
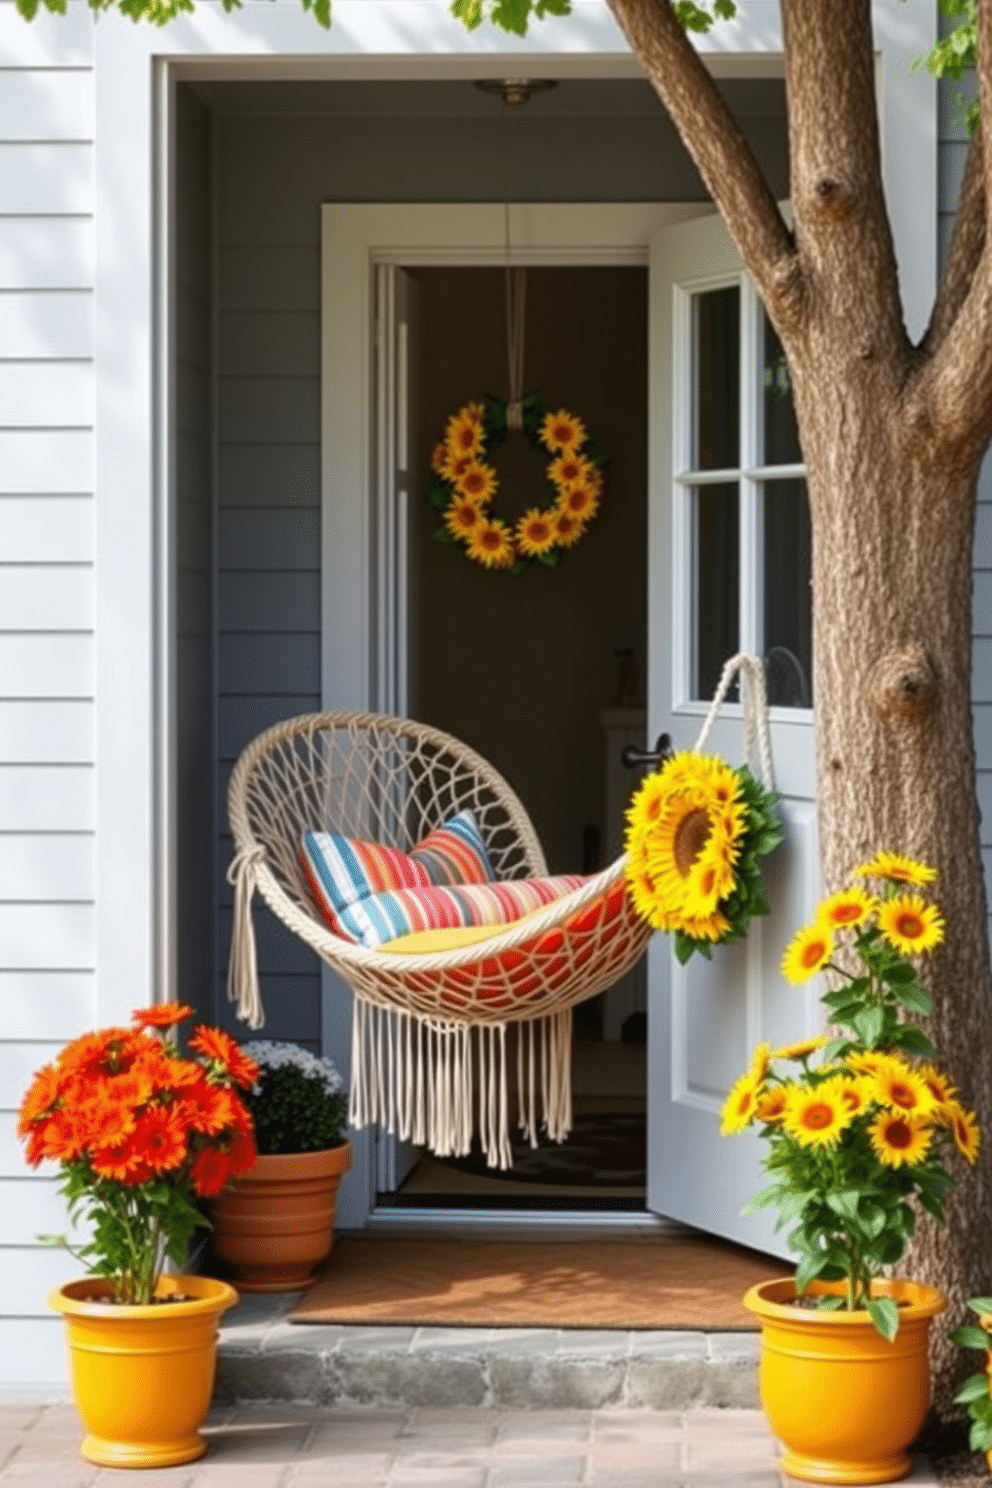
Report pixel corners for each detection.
[217,1292,761,1412]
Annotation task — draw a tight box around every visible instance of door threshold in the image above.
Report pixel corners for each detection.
[368,1204,674,1233]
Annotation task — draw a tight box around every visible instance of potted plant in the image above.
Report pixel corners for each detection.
[722,852,980,1485]
[951,1299,992,1468]
[207,1040,351,1292]
[17,1002,259,1468]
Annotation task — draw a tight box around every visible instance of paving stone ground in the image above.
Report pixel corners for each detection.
[0,1401,939,1487]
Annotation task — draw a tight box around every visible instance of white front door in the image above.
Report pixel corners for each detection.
[646,214,820,1257]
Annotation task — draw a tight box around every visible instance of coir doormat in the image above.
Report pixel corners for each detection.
[288,1233,788,1330]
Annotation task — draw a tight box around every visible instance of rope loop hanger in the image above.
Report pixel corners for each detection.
[693,651,776,791]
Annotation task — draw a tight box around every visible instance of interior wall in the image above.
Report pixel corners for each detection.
[413,266,647,875]
[192,75,789,1048]
[174,87,215,1026]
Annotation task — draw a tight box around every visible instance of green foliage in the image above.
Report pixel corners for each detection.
[953,1302,992,1451]
[724,863,978,1340]
[450,0,735,35]
[242,1043,348,1155]
[15,0,330,29]
[42,1163,205,1305]
[924,1,979,134]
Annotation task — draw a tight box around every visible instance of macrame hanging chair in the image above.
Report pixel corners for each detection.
[226,710,653,1168]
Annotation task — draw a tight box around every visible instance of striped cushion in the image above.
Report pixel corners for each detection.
[301,810,494,925]
[330,875,587,949]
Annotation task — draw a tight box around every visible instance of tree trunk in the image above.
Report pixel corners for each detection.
[793,358,992,1416]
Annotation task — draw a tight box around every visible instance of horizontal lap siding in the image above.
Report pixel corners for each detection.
[0,15,96,1367]
[940,77,992,925]
[217,130,323,1040]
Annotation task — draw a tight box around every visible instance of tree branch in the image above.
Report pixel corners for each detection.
[606,0,801,332]
[911,0,992,462]
[922,130,985,357]
[779,0,906,359]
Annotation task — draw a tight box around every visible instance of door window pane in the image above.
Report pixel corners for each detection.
[761,314,802,466]
[692,482,739,701]
[763,479,812,708]
[692,287,739,469]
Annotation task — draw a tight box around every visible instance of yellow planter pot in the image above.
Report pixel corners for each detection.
[743,1277,945,1486]
[208,1140,352,1292]
[49,1273,238,1469]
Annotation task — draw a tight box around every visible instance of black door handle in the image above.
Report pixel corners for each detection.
[620,732,673,770]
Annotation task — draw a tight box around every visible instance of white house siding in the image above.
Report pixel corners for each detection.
[0,2,95,1384]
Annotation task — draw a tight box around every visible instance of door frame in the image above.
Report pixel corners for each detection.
[320,201,713,1224]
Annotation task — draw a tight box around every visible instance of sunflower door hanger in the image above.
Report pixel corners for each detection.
[623,652,784,963]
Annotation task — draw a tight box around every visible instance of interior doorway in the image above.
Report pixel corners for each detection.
[379,263,651,1211]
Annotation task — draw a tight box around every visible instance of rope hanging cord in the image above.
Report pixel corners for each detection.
[693,651,776,790]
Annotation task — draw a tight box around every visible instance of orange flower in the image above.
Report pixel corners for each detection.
[190,1145,236,1197]
[181,1078,238,1136]
[189,1026,260,1089]
[130,1108,188,1175]
[131,1002,196,1030]
[17,1063,64,1134]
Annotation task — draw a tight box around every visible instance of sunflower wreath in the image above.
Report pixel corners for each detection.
[624,750,783,965]
[428,392,607,573]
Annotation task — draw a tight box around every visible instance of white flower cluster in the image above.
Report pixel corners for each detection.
[241,1041,344,1099]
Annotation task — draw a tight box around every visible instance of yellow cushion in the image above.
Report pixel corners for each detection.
[380,907,547,955]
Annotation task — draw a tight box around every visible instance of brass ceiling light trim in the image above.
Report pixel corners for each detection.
[474,78,558,106]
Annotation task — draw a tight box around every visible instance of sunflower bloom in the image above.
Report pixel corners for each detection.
[770,1034,830,1062]
[540,409,586,453]
[552,509,585,548]
[939,1099,982,1164]
[877,894,945,956]
[549,451,593,490]
[750,1043,773,1084]
[872,1056,938,1117]
[834,1074,875,1118]
[560,481,601,523]
[783,1081,855,1147]
[17,1063,64,1134]
[721,1070,764,1134]
[445,499,484,541]
[445,404,485,460]
[455,460,498,505]
[818,888,876,930]
[516,508,558,557]
[467,518,515,570]
[868,1110,934,1168]
[756,1085,790,1123]
[781,923,834,984]
[918,1063,955,1104]
[852,851,937,887]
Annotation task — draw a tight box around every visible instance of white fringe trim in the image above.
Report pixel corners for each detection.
[348,1002,573,1169]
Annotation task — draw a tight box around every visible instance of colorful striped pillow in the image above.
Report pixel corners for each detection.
[330,875,587,950]
[301,809,495,926]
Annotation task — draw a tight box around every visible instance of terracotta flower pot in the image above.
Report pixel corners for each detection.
[208,1140,352,1292]
[743,1277,945,1485]
[49,1273,238,1468]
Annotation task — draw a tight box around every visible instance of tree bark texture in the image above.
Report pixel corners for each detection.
[608,0,992,1420]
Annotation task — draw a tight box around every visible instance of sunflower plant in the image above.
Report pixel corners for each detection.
[17,1003,259,1305]
[951,1299,992,1452]
[428,393,607,573]
[623,749,783,962]
[722,853,980,1340]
